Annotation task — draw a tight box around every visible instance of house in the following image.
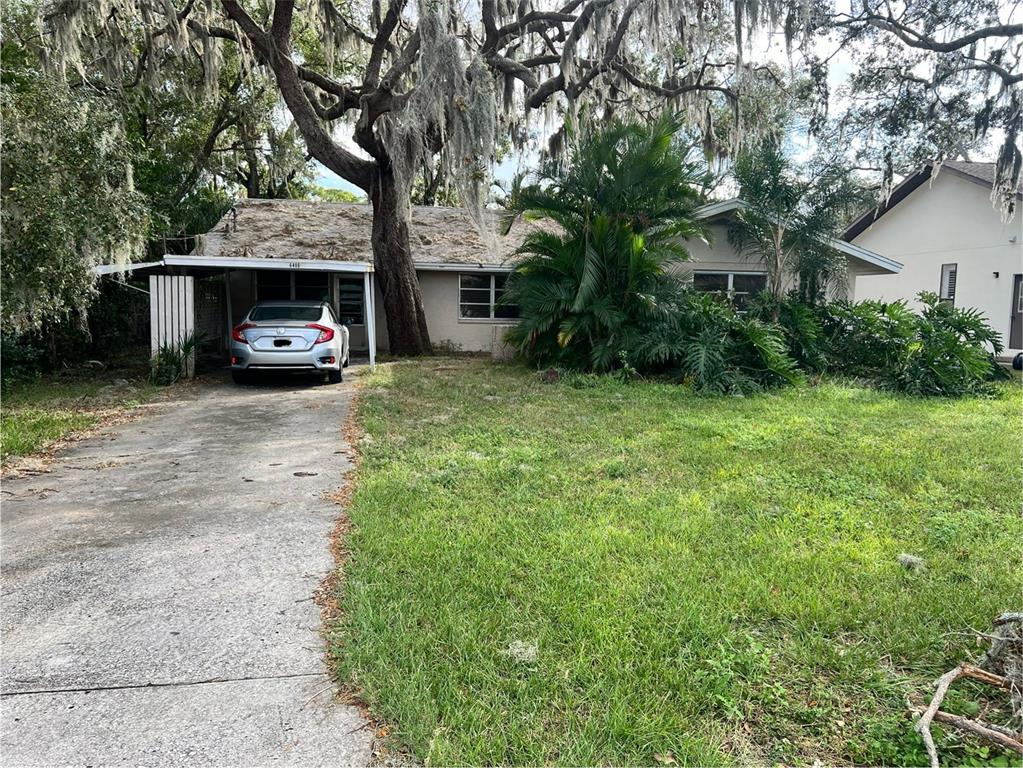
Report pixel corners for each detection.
[844,161,1023,355]
[104,197,900,364]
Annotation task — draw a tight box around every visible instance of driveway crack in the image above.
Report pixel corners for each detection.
[1,671,329,698]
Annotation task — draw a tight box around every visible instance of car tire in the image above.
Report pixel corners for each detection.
[342,355,350,368]
[231,370,249,385]
[1013,352,1022,371]
[328,369,343,384]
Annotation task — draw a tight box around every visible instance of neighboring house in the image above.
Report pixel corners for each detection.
[845,161,1023,355]
[104,197,899,361]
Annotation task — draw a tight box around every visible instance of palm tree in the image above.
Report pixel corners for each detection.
[728,138,862,313]
[501,113,710,371]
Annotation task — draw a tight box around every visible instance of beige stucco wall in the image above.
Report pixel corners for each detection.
[671,222,864,298]
[853,172,1023,353]
[371,271,514,353]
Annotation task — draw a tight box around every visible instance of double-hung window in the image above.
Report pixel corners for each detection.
[939,263,957,304]
[692,271,767,312]
[458,273,518,320]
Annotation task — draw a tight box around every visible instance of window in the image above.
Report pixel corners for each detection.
[692,271,767,312]
[294,271,329,302]
[939,263,958,304]
[338,276,365,325]
[459,273,518,320]
[256,270,290,301]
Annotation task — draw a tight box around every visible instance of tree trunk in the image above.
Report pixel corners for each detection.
[370,170,433,355]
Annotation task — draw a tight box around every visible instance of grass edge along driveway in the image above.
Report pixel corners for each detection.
[329,358,1021,766]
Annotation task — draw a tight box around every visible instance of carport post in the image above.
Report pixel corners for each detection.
[364,270,377,370]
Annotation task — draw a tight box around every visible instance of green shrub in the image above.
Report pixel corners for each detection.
[149,332,201,386]
[821,292,1004,396]
[633,290,803,393]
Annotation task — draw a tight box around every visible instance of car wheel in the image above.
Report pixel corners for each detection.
[342,355,350,368]
[231,370,249,385]
[328,369,343,384]
[1014,352,1022,371]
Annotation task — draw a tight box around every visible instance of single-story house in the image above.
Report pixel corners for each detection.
[846,161,1023,355]
[103,197,901,363]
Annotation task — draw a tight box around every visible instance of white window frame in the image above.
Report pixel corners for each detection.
[458,273,517,322]
[939,263,957,304]
[692,270,767,309]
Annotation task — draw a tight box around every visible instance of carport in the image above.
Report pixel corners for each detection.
[99,255,378,374]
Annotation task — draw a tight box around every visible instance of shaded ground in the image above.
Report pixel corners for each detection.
[1,369,371,766]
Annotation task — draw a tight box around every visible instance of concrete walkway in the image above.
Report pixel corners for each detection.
[1,371,372,766]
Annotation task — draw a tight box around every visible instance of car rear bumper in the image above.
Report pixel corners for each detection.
[230,342,341,371]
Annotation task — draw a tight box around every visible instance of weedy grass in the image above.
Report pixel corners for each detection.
[330,358,1022,766]
[1,375,155,461]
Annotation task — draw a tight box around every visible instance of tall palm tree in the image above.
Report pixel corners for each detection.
[728,138,862,313]
[502,113,710,371]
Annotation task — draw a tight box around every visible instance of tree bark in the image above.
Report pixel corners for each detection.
[370,169,433,355]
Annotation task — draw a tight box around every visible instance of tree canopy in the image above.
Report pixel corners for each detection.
[37,0,793,353]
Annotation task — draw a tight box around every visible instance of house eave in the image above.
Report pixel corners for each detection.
[696,198,902,274]
[414,261,514,272]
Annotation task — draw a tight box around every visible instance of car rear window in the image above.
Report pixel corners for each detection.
[249,305,322,322]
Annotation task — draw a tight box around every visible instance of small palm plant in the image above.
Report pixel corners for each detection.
[501,113,710,371]
[728,138,864,311]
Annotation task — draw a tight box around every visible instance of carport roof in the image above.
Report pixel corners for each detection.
[195,199,533,269]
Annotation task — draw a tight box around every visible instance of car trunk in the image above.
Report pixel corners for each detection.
[243,323,321,352]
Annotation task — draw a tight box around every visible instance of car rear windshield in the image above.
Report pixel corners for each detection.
[249,305,322,322]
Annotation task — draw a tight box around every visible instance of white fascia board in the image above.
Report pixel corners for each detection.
[93,261,162,275]
[830,240,903,273]
[414,261,514,272]
[693,198,744,219]
[163,255,373,272]
[695,198,901,274]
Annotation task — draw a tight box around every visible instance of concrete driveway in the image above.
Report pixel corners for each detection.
[1,371,372,766]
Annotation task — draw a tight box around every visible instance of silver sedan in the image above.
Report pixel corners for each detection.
[230,301,350,384]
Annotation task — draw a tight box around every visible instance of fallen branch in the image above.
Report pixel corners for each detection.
[913,614,1023,768]
[913,707,1023,756]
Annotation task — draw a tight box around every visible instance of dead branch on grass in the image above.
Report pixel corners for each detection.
[914,614,1023,768]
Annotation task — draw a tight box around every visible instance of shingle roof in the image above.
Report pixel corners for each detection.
[195,199,533,267]
[941,160,1023,192]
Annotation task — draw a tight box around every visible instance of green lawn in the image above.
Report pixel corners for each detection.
[330,359,1022,766]
[1,375,156,462]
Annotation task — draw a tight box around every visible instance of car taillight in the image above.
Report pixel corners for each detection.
[232,323,255,343]
[307,324,334,343]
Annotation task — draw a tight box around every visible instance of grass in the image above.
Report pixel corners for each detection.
[330,359,1022,766]
[1,374,157,462]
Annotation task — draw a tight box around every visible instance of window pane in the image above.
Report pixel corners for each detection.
[460,303,492,319]
[338,277,365,325]
[940,264,957,302]
[495,304,519,319]
[294,272,329,301]
[459,288,492,304]
[250,305,322,322]
[257,271,290,301]
[732,273,767,293]
[494,273,510,290]
[460,274,491,290]
[732,293,754,313]
[693,273,728,292]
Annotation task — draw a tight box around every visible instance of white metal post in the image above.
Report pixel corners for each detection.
[364,270,377,370]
